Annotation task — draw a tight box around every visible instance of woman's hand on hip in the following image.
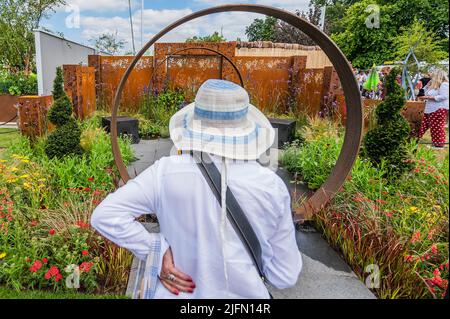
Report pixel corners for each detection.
[159,247,196,295]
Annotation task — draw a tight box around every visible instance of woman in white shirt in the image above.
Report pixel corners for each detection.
[418,69,449,149]
[91,79,302,298]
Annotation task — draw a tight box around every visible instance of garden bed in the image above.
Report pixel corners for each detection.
[0,115,135,296]
[280,117,449,299]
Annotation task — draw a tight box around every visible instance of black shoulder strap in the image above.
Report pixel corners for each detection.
[191,151,266,281]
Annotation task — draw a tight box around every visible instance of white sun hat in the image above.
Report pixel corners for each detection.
[169,79,275,160]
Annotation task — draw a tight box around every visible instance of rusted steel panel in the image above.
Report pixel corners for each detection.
[89,56,153,112]
[154,42,238,93]
[17,95,53,139]
[402,101,425,137]
[235,56,293,113]
[166,55,222,101]
[0,95,19,123]
[63,65,96,120]
[293,68,325,116]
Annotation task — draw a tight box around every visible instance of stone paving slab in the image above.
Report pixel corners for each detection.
[125,139,375,299]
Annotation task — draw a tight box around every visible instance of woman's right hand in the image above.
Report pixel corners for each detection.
[159,247,196,295]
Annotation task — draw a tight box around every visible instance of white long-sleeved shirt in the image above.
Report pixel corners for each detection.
[91,154,302,299]
[424,82,449,114]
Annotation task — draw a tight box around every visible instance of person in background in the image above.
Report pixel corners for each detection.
[417,72,432,98]
[356,70,367,94]
[418,69,449,150]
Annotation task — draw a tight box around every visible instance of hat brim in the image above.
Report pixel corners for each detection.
[169,102,275,160]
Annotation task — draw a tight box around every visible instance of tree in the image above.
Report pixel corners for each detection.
[186,31,226,43]
[0,0,65,73]
[45,67,82,158]
[274,5,322,46]
[89,32,126,55]
[363,68,412,178]
[245,16,277,42]
[393,20,448,64]
[331,0,449,69]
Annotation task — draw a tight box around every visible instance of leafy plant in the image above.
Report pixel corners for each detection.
[138,89,184,138]
[362,68,412,178]
[0,70,37,96]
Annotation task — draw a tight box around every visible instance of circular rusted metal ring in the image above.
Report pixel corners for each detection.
[149,46,244,91]
[111,4,363,221]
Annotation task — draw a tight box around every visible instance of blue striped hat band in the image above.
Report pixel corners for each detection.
[194,105,249,120]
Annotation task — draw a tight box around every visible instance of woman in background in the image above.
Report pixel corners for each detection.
[418,69,449,150]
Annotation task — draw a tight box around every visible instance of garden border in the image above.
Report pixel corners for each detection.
[110,4,363,221]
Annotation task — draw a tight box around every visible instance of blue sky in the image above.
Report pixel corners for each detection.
[42,0,310,53]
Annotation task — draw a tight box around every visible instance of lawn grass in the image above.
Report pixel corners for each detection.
[0,286,129,299]
[0,128,20,148]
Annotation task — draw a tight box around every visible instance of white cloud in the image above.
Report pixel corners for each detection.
[79,1,312,53]
[62,0,138,12]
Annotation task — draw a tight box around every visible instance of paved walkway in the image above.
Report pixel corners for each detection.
[126,139,375,299]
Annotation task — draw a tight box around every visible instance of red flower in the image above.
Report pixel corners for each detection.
[48,229,55,235]
[92,199,101,206]
[75,220,89,229]
[44,265,60,280]
[29,260,43,272]
[25,257,31,263]
[29,220,38,227]
[433,268,441,277]
[79,261,93,273]
[81,250,89,256]
[92,189,103,196]
[83,187,91,192]
[55,273,62,282]
[42,258,48,263]
[411,231,421,243]
[404,255,414,262]
[88,177,94,182]
[431,244,438,255]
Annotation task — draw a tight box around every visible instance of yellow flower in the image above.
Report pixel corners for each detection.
[38,178,46,182]
[11,167,19,172]
[19,174,30,179]
[409,206,418,212]
[23,182,32,189]
[0,159,7,163]
[0,252,6,259]
[21,159,30,163]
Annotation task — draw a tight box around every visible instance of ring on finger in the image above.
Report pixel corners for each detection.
[166,273,176,282]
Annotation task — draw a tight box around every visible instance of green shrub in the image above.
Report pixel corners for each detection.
[51,67,65,100]
[44,67,82,159]
[139,89,184,127]
[281,135,342,190]
[44,119,83,159]
[47,95,72,127]
[362,68,412,178]
[0,70,38,96]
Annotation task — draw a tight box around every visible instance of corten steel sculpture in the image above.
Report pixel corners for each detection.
[111,4,363,221]
[149,46,244,92]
